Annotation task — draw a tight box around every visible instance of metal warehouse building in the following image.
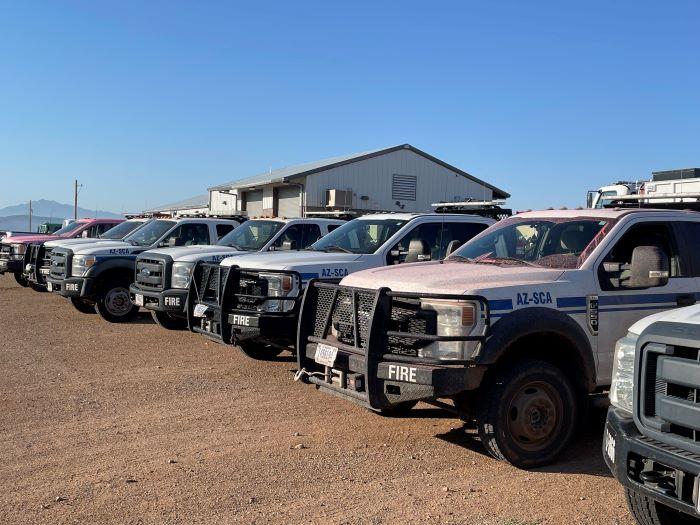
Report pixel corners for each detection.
[143,194,210,217]
[207,144,508,217]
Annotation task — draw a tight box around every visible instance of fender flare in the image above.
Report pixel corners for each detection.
[87,257,137,283]
[478,306,597,392]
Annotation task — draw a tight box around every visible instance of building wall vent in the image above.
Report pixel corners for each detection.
[392,174,417,201]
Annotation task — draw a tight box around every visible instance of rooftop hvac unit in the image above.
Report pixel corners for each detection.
[325,189,353,208]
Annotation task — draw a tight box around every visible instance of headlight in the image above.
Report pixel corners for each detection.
[419,300,477,360]
[171,262,195,289]
[609,332,638,414]
[259,272,298,313]
[71,255,96,277]
[11,243,26,259]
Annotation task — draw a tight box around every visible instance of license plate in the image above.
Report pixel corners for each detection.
[193,303,208,317]
[46,282,53,292]
[40,268,50,275]
[315,343,339,367]
[604,427,616,464]
[133,294,144,306]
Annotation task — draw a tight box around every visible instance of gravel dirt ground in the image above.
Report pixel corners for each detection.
[0,279,635,525]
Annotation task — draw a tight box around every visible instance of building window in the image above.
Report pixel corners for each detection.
[392,174,417,201]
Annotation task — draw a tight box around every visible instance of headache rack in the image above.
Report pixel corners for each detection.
[296,280,490,408]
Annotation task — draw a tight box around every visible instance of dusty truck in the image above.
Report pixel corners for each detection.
[0,218,123,287]
[188,212,497,359]
[129,218,344,330]
[296,208,700,468]
[23,218,151,292]
[604,305,700,525]
[46,217,239,321]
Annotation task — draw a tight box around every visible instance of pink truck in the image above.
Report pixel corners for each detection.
[0,218,123,287]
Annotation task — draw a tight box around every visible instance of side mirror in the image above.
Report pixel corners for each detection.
[168,237,185,247]
[445,239,462,257]
[628,246,669,288]
[280,240,297,251]
[82,230,89,238]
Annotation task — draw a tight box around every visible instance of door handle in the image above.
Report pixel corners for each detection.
[676,294,696,307]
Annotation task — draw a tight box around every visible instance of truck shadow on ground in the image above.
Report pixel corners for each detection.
[428,404,612,477]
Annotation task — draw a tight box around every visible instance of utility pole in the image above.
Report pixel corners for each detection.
[74,179,78,220]
[28,200,32,231]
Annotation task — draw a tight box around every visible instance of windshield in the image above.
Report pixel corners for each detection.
[53,221,85,235]
[451,216,615,269]
[217,220,284,250]
[124,220,176,246]
[311,218,407,254]
[99,221,144,240]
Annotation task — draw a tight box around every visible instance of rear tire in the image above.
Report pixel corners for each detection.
[70,297,97,314]
[95,280,139,323]
[14,273,28,287]
[151,310,188,330]
[625,487,699,525]
[476,359,577,469]
[237,340,284,360]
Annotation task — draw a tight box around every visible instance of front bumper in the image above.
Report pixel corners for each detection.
[46,275,94,298]
[129,284,188,314]
[190,303,299,346]
[604,407,700,519]
[0,259,23,274]
[296,281,490,411]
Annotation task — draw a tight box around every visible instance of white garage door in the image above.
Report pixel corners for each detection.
[244,190,264,217]
[276,186,300,217]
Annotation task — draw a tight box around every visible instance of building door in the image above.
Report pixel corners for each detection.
[244,190,264,217]
[276,186,300,218]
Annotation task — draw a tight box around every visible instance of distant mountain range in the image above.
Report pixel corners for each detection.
[0,200,121,233]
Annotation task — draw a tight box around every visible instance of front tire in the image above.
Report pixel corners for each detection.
[151,310,188,330]
[237,340,284,360]
[14,273,28,287]
[476,359,577,469]
[70,297,96,314]
[95,281,139,323]
[625,488,698,525]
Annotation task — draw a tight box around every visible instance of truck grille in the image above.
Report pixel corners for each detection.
[196,263,231,305]
[310,285,436,356]
[135,258,165,290]
[0,244,12,262]
[641,343,700,451]
[50,250,69,279]
[236,271,269,311]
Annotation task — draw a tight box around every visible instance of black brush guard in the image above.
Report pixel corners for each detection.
[296,280,491,410]
[25,244,51,286]
[186,261,302,345]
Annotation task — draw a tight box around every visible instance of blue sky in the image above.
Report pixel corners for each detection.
[1,1,698,213]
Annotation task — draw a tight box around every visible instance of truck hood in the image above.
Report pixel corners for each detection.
[144,245,246,263]
[342,260,565,294]
[629,304,700,335]
[45,238,114,248]
[1,233,65,244]
[220,250,362,270]
[70,241,140,255]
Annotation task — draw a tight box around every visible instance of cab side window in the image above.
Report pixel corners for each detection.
[301,224,322,247]
[599,223,680,290]
[163,223,210,247]
[439,222,489,259]
[273,224,302,250]
[216,224,235,240]
[680,222,700,276]
[389,223,442,264]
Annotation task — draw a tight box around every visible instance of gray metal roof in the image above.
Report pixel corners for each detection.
[144,194,209,213]
[208,144,510,199]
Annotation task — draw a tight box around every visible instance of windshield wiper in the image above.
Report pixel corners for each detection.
[449,255,540,267]
[487,256,541,268]
[323,244,353,253]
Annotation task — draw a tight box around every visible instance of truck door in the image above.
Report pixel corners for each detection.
[595,221,694,384]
